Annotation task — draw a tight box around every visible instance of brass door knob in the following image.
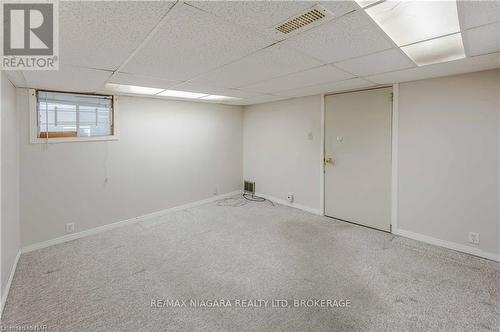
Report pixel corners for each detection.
[325,157,334,165]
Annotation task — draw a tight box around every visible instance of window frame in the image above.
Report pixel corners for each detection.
[29,89,119,144]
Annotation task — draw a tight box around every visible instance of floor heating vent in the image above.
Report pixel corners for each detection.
[244,181,255,195]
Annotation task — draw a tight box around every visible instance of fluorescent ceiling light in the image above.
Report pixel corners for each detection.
[104,83,163,95]
[200,95,242,101]
[366,0,461,46]
[104,84,243,102]
[361,0,465,66]
[157,90,208,99]
[401,33,465,66]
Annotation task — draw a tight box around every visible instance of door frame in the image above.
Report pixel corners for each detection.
[320,84,399,233]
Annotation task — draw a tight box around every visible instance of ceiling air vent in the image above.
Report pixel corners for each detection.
[274,5,334,38]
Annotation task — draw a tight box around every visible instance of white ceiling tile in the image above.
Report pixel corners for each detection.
[122,4,274,82]
[241,65,354,94]
[188,43,322,88]
[237,94,291,106]
[108,73,181,90]
[365,52,500,84]
[222,89,260,99]
[277,78,375,98]
[23,66,112,92]
[457,0,500,30]
[60,1,174,70]
[3,71,26,87]
[282,10,393,63]
[335,48,416,76]
[464,22,500,56]
[318,1,359,17]
[186,1,316,39]
[168,82,260,99]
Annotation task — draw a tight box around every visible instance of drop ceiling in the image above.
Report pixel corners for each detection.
[7,0,500,106]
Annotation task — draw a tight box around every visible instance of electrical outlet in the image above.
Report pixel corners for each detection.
[468,232,480,245]
[287,193,294,203]
[66,223,76,234]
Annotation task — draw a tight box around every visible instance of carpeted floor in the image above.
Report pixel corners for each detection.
[2,195,499,331]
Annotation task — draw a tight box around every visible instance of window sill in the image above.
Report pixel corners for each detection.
[31,135,119,144]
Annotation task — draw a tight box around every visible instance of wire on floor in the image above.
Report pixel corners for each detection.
[216,197,248,207]
[216,193,276,207]
[242,193,275,206]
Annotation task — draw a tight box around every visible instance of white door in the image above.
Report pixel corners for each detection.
[324,88,392,231]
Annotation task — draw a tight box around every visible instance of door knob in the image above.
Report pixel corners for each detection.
[325,157,334,165]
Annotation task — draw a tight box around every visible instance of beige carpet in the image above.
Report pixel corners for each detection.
[2,195,499,331]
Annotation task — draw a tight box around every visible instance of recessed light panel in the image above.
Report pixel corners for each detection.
[201,95,242,101]
[104,84,244,102]
[104,83,163,95]
[366,0,461,46]
[157,90,208,99]
[401,33,465,66]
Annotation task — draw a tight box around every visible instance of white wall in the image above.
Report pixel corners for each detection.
[397,69,500,257]
[18,91,243,246]
[242,69,500,259]
[1,73,21,303]
[243,95,322,212]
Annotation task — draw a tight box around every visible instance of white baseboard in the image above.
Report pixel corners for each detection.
[393,228,500,262]
[21,190,242,254]
[1,250,21,319]
[255,192,322,215]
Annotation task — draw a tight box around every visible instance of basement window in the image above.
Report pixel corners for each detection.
[30,90,117,143]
